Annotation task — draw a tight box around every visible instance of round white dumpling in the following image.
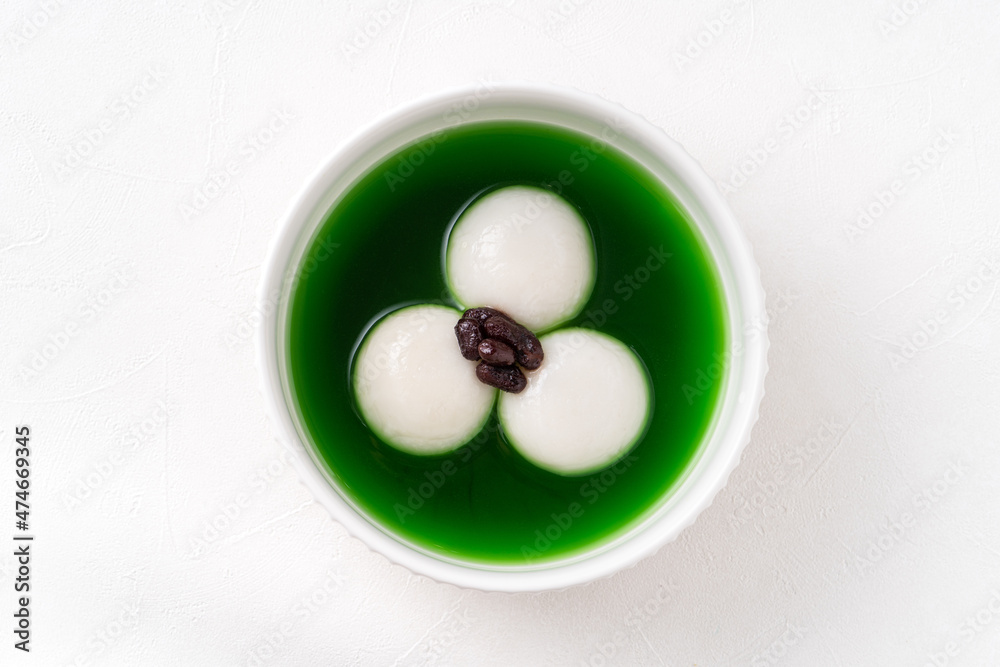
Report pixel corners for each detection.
[446,185,595,331]
[499,329,650,475]
[353,305,495,455]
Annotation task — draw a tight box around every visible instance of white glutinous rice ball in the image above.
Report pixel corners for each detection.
[498,329,650,475]
[446,185,595,331]
[353,305,496,455]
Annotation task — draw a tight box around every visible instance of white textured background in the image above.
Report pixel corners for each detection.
[1,1,999,665]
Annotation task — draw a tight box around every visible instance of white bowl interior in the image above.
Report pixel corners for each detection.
[257,83,767,592]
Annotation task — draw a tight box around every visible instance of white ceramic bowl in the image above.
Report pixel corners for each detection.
[257,82,768,592]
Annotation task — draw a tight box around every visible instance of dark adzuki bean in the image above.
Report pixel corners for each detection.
[476,362,527,393]
[483,316,544,371]
[478,338,515,366]
[482,315,519,348]
[454,318,483,361]
[463,306,511,327]
[515,334,544,371]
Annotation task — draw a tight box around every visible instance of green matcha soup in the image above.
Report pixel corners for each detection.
[286,121,728,564]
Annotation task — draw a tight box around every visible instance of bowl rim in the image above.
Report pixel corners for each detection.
[256,81,768,592]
